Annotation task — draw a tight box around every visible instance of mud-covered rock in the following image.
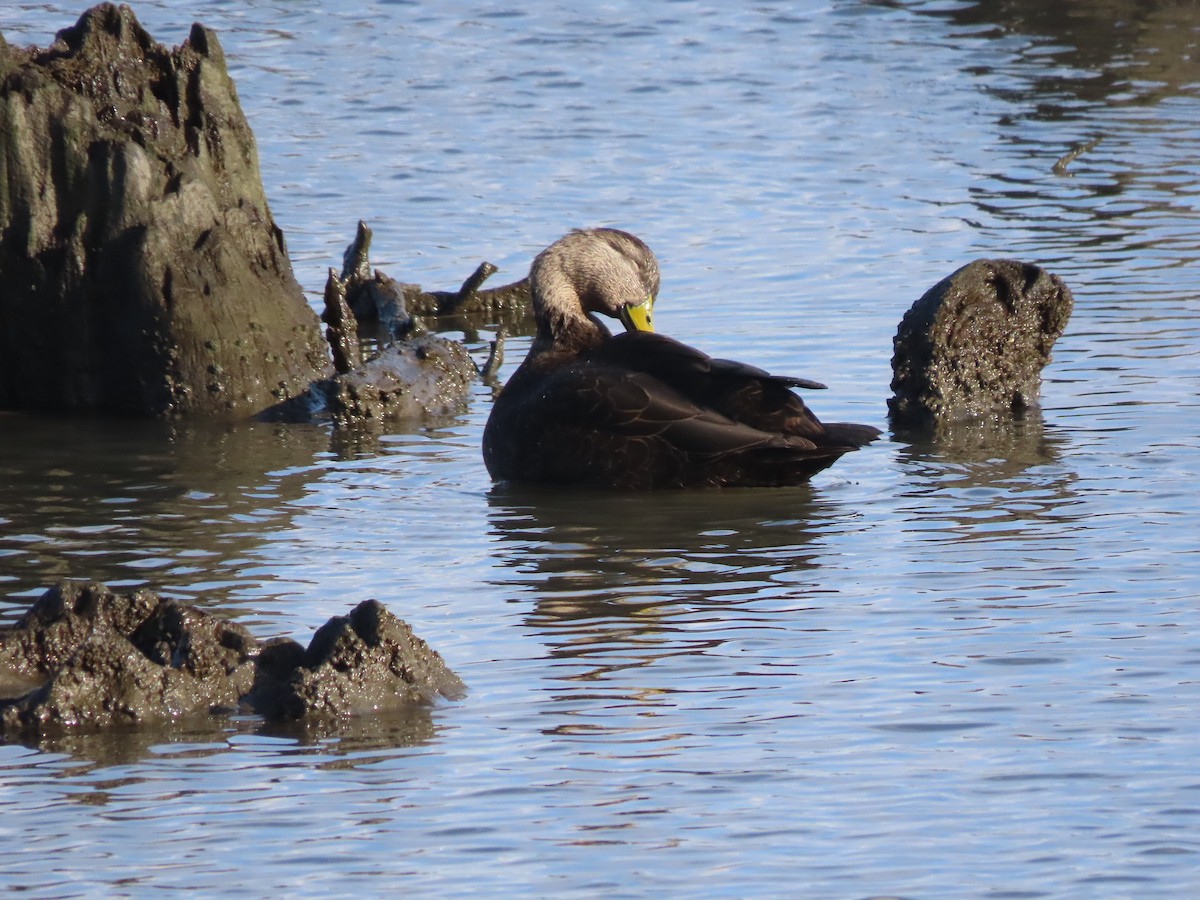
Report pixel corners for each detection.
[0,582,158,685]
[322,265,363,375]
[305,230,490,428]
[325,335,476,428]
[0,4,328,417]
[889,259,1073,427]
[0,582,255,730]
[131,597,256,687]
[1,582,462,732]
[249,599,465,721]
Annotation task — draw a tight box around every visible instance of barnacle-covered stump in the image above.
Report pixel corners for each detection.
[0,5,327,417]
[889,259,1073,427]
[316,266,477,428]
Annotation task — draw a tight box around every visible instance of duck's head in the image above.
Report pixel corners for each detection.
[530,228,659,336]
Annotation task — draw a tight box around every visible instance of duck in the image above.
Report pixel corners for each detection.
[482,228,881,489]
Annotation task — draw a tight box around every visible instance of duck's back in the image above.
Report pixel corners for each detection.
[483,332,879,489]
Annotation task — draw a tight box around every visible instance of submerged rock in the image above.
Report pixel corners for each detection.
[0,581,461,732]
[0,4,327,418]
[889,259,1073,427]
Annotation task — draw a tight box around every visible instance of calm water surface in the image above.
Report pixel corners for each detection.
[2,1,1200,896]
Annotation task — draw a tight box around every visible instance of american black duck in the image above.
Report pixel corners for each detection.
[482,228,881,489]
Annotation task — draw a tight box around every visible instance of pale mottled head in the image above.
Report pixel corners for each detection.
[530,228,658,333]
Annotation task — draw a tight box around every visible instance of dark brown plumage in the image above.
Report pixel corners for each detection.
[482,228,880,489]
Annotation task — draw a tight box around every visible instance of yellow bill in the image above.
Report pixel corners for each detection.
[619,295,655,333]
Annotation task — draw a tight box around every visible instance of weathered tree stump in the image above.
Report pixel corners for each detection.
[331,219,531,332]
[889,259,1073,428]
[0,4,328,417]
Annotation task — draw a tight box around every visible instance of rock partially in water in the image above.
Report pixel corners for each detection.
[325,335,477,428]
[334,220,416,336]
[0,581,461,732]
[322,266,363,376]
[889,259,1073,428]
[0,582,254,729]
[0,4,327,418]
[313,255,480,429]
[247,600,465,721]
[0,582,161,688]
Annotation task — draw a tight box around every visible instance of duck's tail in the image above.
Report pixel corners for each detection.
[822,422,883,449]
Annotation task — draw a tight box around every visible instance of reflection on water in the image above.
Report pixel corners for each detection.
[487,483,831,609]
[891,411,1075,506]
[2,0,1200,896]
[4,707,443,770]
[486,483,839,686]
[888,416,1085,593]
[0,415,331,615]
[922,0,1200,104]
[904,0,1200,279]
[893,411,1065,469]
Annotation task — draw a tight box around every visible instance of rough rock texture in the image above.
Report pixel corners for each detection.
[889,259,1073,427]
[334,220,415,336]
[0,4,328,417]
[0,581,254,729]
[325,334,477,428]
[0,581,160,686]
[295,225,494,428]
[247,599,465,721]
[0,581,462,732]
[322,264,362,375]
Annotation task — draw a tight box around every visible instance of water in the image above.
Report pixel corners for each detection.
[2,1,1200,895]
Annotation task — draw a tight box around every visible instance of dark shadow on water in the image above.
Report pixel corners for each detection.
[485,481,837,615]
[1,718,238,772]
[481,480,889,726]
[251,707,442,764]
[324,408,472,460]
[891,410,1066,474]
